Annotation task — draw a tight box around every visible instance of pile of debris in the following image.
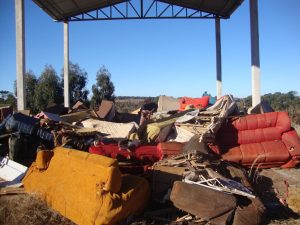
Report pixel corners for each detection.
[1,95,300,225]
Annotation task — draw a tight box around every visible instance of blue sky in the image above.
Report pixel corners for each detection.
[0,0,299,98]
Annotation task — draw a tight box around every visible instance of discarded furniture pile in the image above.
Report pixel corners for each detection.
[1,95,300,225]
[151,152,265,225]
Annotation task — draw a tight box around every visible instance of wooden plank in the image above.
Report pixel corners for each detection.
[0,186,25,195]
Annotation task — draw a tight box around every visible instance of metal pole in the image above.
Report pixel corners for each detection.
[15,0,25,111]
[215,18,222,99]
[64,21,70,108]
[250,0,261,107]
[140,0,143,17]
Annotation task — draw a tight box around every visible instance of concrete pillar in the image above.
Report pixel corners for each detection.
[15,0,25,111]
[64,21,70,108]
[250,0,261,106]
[215,18,222,99]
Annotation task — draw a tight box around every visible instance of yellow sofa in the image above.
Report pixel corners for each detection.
[22,147,150,225]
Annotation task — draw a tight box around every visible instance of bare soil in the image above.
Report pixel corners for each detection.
[0,194,75,225]
[1,167,300,225]
[255,168,300,225]
[1,192,300,225]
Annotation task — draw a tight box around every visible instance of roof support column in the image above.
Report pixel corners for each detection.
[250,0,261,106]
[64,21,70,108]
[15,0,25,111]
[215,18,222,99]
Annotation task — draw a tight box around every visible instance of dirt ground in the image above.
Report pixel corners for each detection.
[1,164,300,225]
[1,168,300,225]
[0,191,299,225]
[0,194,75,225]
[268,220,300,225]
[255,168,300,225]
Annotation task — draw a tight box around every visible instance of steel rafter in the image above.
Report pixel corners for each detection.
[67,0,220,21]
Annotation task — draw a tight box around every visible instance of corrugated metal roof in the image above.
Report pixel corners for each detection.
[33,0,243,21]
[33,0,125,21]
[159,0,243,18]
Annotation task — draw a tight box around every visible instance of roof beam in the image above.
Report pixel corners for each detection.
[66,0,218,22]
[32,0,243,21]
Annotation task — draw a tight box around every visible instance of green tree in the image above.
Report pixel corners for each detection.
[34,65,63,111]
[0,90,17,109]
[14,70,38,113]
[0,90,11,100]
[242,91,300,125]
[61,62,89,106]
[25,70,38,113]
[91,66,115,108]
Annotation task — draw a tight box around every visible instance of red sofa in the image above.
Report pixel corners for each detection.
[211,112,300,168]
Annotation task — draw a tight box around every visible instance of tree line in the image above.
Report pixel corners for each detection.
[0,64,299,122]
[0,62,115,114]
[242,91,300,124]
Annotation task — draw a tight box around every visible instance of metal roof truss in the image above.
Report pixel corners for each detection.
[68,0,220,21]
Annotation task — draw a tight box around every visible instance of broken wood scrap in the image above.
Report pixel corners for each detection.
[61,128,99,136]
[58,121,83,129]
[0,186,25,195]
[175,123,210,128]
[175,214,209,224]
[175,214,193,222]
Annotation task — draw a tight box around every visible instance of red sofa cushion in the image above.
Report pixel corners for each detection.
[217,112,291,147]
[89,143,162,162]
[179,96,210,111]
[222,141,290,165]
[157,142,185,158]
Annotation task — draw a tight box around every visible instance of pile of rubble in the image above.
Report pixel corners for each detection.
[1,95,300,225]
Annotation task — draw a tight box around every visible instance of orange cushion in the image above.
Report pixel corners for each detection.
[179,96,210,111]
